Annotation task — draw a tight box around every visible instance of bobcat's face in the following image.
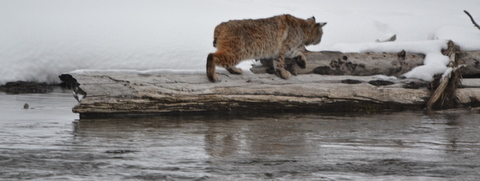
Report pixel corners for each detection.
[309,22,327,45]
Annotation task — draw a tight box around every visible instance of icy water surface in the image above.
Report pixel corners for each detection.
[1,89,480,180]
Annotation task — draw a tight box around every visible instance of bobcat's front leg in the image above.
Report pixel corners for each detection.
[273,41,292,79]
[274,48,291,80]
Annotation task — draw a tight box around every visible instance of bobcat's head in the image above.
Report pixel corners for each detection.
[306,16,327,45]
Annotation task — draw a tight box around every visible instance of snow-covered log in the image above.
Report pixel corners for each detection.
[62,72,480,118]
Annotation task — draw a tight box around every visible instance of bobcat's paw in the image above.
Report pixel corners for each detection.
[226,67,243,74]
[207,73,219,82]
[276,68,291,79]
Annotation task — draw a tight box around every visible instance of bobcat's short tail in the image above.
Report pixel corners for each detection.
[207,53,217,82]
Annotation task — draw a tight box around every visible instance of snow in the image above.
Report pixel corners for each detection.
[372,75,398,82]
[0,0,479,84]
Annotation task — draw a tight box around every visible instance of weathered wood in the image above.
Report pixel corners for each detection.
[427,41,463,110]
[64,72,480,118]
[252,50,480,77]
[252,50,425,76]
[460,51,480,77]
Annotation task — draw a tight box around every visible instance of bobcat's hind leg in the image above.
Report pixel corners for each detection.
[226,66,243,75]
[206,53,218,82]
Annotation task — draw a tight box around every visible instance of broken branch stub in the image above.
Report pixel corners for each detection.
[427,41,464,110]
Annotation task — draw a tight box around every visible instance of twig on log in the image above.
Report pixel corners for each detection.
[464,10,480,31]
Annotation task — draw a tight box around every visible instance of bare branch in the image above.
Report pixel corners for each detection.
[464,10,480,31]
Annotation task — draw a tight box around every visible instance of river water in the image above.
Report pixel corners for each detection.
[1,88,480,180]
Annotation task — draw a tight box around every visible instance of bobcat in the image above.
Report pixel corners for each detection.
[206,14,326,82]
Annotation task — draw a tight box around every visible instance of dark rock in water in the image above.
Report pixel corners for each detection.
[0,81,54,94]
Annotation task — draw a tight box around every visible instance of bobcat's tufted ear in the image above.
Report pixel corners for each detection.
[314,22,327,30]
[307,16,316,23]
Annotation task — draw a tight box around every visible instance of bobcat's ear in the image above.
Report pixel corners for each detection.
[314,22,327,29]
[307,16,316,23]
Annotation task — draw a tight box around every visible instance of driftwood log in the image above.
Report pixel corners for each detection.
[252,50,424,77]
[252,50,480,77]
[62,71,480,118]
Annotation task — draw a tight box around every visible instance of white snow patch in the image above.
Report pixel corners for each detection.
[430,25,480,51]
[441,67,454,82]
[372,75,398,81]
[70,69,205,75]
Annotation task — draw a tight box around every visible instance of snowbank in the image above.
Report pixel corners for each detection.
[0,0,479,84]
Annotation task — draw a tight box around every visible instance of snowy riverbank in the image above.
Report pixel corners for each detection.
[1,0,479,85]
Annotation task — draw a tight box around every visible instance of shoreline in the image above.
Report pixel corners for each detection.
[0,81,64,94]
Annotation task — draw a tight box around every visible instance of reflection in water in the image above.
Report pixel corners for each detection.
[1,90,480,180]
[69,112,480,180]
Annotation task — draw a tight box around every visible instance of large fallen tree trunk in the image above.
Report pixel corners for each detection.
[62,72,480,119]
